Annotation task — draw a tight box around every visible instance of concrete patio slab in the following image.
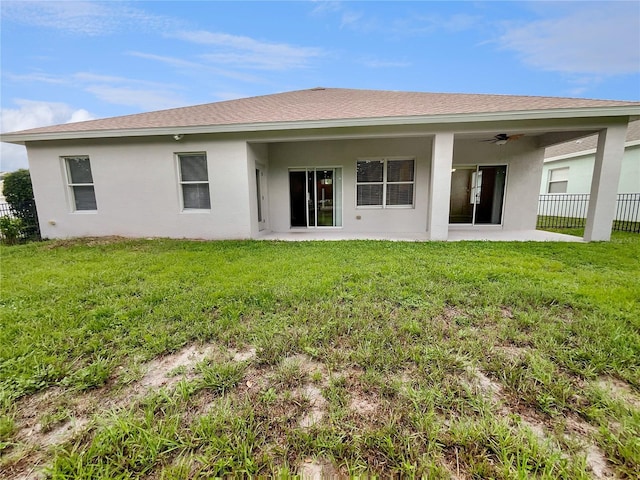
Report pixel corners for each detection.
[446,229,583,242]
[256,229,583,242]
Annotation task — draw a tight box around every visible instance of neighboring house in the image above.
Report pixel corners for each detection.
[541,120,640,195]
[1,88,638,242]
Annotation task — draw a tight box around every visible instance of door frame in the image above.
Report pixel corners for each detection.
[255,166,266,231]
[288,166,342,229]
[448,164,508,226]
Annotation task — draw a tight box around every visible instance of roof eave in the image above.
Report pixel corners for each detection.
[2,105,639,144]
[545,138,640,163]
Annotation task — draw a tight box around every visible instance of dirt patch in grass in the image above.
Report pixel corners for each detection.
[138,344,215,390]
[5,342,236,478]
[298,457,340,479]
[500,306,514,319]
[464,364,503,400]
[42,236,129,249]
[586,445,616,479]
[37,417,90,449]
[564,413,598,436]
[231,347,257,362]
[12,387,66,442]
[463,362,618,479]
[596,376,640,409]
[299,384,327,428]
[441,449,470,480]
[494,345,528,360]
[350,391,378,417]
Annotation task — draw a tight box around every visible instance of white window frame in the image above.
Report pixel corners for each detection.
[63,156,97,212]
[356,157,415,208]
[547,167,569,194]
[177,152,211,211]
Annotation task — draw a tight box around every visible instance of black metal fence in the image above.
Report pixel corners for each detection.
[538,193,640,233]
[0,202,14,218]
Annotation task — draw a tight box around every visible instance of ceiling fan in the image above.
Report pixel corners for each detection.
[482,133,524,145]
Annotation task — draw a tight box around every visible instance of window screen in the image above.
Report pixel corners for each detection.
[178,154,210,209]
[65,156,97,211]
[548,167,569,194]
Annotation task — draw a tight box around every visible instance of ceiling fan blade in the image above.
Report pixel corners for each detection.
[479,133,523,143]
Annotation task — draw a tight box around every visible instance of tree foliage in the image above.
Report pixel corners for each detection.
[3,169,34,207]
[1,169,40,241]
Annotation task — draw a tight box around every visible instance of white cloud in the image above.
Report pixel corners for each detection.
[0,100,95,172]
[498,4,640,75]
[340,10,365,29]
[1,100,94,133]
[361,59,411,68]
[128,52,261,83]
[310,1,480,35]
[199,52,310,71]
[84,86,185,111]
[310,1,343,16]
[394,13,482,35]
[171,30,324,70]
[309,1,377,32]
[0,0,180,36]
[5,70,188,111]
[4,72,69,85]
[69,109,93,123]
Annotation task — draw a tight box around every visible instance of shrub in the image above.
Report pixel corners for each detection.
[0,217,23,245]
[1,169,39,240]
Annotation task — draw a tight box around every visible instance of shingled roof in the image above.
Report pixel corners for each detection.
[4,88,640,139]
[545,120,640,159]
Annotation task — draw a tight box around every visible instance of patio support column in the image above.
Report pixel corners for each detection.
[428,132,454,240]
[584,121,628,242]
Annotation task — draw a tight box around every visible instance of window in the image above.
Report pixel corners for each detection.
[65,156,97,211]
[178,153,210,209]
[356,158,415,207]
[548,167,569,193]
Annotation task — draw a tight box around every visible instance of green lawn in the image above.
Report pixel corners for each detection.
[1,235,639,478]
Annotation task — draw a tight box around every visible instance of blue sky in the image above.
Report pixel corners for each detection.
[1,0,639,171]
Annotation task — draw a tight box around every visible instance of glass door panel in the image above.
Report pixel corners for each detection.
[474,166,506,225]
[307,171,316,227]
[449,168,475,224]
[289,168,342,228]
[289,171,307,227]
[316,170,334,226]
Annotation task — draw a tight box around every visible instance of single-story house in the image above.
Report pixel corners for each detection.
[541,120,640,195]
[2,88,639,242]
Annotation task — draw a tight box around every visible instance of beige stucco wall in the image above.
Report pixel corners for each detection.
[24,131,548,240]
[267,137,433,233]
[27,136,253,240]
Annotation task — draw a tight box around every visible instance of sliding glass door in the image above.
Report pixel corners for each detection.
[289,168,342,228]
[449,165,507,225]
